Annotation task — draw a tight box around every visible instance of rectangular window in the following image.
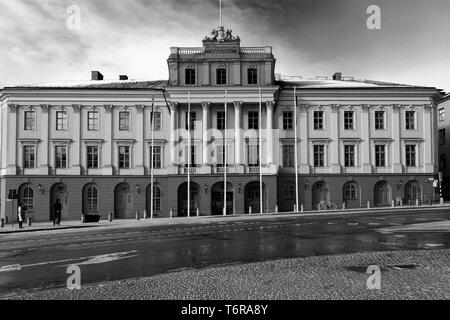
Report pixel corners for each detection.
[344,145,355,167]
[119,146,131,169]
[375,111,385,130]
[439,108,445,122]
[248,111,259,130]
[375,145,386,167]
[56,111,68,131]
[23,146,36,169]
[216,68,227,85]
[344,111,354,130]
[119,111,130,131]
[190,145,196,167]
[216,144,226,167]
[313,111,324,130]
[87,111,99,131]
[55,146,68,169]
[283,111,293,130]
[406,145,416,167]
[439,129,446,145]
[405,111,416,130]
[152,112,162,131]
[24,111,36,131]
[87,146,99,169]
[248,144,260,167]
[185,68,196,85]
[313,145,325,167]
[282,145,294,167]
[217,112,225,130]
[151,146,162,169]
[247,68,258,85]
[185,112,196,130]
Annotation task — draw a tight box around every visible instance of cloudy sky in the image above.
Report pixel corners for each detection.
[0,0,449,91]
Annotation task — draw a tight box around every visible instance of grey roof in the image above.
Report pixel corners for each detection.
[4,80,168,90]
[277,79,438,90]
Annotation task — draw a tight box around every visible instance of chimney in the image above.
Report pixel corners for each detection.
[119,75,128,81]
[91,71,104,81]
[333,72,342,81]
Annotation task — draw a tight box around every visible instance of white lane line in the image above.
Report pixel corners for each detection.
[0,250,138,273]
[425,243,444,247]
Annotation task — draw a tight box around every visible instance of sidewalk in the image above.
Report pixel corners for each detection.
[1,204,450,235]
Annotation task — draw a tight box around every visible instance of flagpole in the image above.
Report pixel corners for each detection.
[187,91,191,218]
[294,87,299,212]
[150,95,155,219]
[219,0,222,26]
[259,86,263,214]
[223,88,228,216]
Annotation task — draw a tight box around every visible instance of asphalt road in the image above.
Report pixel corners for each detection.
[1,208,450,298]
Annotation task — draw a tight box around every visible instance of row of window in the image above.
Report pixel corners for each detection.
[18,185,162,213]
[23,110,163,132]
[185,67,258,86]
[281,144,417,168]
[22,145,163,170]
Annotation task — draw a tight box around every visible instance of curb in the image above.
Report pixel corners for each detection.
[1,205,450,235]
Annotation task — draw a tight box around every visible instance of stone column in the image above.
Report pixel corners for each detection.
[330,105,341,173]
[266,101,274,165]
[299,104,310,174]
[392,104,402,173]
[201,102,210,166]
[72,105,81,174]
[361,104,372,173]
[423,104,434,173]
[169,102,178,166]
[234,101,243,167]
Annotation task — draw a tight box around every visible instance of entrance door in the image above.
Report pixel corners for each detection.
[211,182,234,215]
[178,182,200,217]
[312,182,329,210]
[244,182,265,214]
[115,183,132,219]
[50,184,69,221]
[374,181,391,206]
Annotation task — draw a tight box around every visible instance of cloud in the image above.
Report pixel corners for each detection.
[0,0,449,92]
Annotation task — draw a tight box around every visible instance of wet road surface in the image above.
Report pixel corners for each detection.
[1,208,450,297]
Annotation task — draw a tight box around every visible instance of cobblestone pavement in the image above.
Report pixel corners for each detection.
[8,249,450,300]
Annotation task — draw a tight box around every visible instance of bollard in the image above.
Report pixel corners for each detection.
[197,208,200,217]
[1,218,4,228]
[170,209,173,219]
[367,201,371,209]
[136,211,140,221]
[293,204,297,213]
[301,204,304,212]
[6,216,8,224]
[400,199,403,206]
[249,206,252,215]
[27,217,32,227]
[416,199,419,206]
[81,214,85,223]
[275,205,278,214]
[143,210,148,219]
[391,200,395,207]
[429,199,432,206]
[440,197,444,206]
[108,212,113,222]
[342,202,346,210]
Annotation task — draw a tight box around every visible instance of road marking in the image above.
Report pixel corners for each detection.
[424,243,444,247]
[0,250,139,273]
[368,223,380,226]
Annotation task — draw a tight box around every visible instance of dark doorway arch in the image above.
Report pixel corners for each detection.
[178,182,200,217]
[146,184,162,217]
[374,181,392,206]
[82,183,99,215]
[114,183,132,219]
[18,183,35,214]
[211,182,234,215]
[50,183,68,221]
[405,180,421,203]
[244,181,266,214]
[343,181,359,209]
[312,181,329,210]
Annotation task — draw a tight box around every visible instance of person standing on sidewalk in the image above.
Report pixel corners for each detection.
[17,203,25,229]
[54,199,62,226]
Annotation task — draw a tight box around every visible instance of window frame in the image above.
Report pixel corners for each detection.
[185,68,196,85]
[405,144,417,167]
[248,111,259,130]
[87,111,99,131]
[247,68,258,85]
[86,145,100,169]
[185,111,196,131]
[151,146,162,169]
[375,144,386,167]
[119,111,131,131]
[439,108,445,122]
[283,111,293,130]
[344,144,356,167]
[313,111,324,130]
[23,186,34,212]
[217,111,226,131]
[56,110,68,131]
[313,144,325,167]
[87,186,98,213]
[282,144,294,168]
[375,110,386,130]
[23,145,36,169]
[216,68,227,85]
[343,111,355,130]
[55,145,68,169]
[119,145,131,169]
[405,110,416,130]
[24,110,36,131]
[439,129,446,145]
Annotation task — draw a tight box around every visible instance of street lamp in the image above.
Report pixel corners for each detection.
[37,184,45,195]
[238,183,242,194]
[135,184,141,194]
[304,180,310,190]
[397,180,403,190]
[204,184,208,194]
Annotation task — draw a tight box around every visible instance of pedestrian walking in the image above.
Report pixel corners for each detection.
[54,199,62,226]
[17,203,25,229]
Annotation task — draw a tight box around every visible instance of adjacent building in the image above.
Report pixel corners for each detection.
[0,26,444,222]
[437,94,450,198]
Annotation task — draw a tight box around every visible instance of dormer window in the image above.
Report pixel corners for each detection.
[216,68,227,85]
[248,68,258,85]
[185,68,196,85]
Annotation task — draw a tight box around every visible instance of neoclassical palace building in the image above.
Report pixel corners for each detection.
[0,26,445,221]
